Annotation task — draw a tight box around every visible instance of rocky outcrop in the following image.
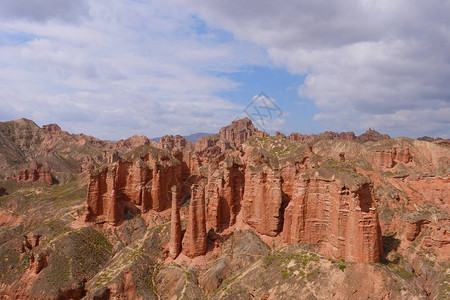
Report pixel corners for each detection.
[218,117,268,148]
[287,129,389,144]
[42,123,62,133]
[282,168,382,263]
[29,252,48,274]
[195,118,268,152]
[85,146,182,225]
[9,161,53,185]
[393,147,412,164]
[373,150,395,168]
[159,135,193,152]
[182,184,207,257]
[242,165,283,236]
[357,128,390,143]
[114,135,156,149]
[205,156,244,231]
[404,220,428,241]
[418,136,450,147]
[169,185,182,259]
[287,132,308,142]
[195,134,220,152]
[373,146,412,168]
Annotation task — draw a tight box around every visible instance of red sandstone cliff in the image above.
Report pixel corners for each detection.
[83,129,385,264]
[282,168,382,263]
[182,184,207,257]
[8,161,53,185]
[85,145,182,225]
[195,118,268,152]
[373,146,412,168]
[159,135,194,152]
[205,156,244,232]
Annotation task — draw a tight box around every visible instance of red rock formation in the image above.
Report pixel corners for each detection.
[218,118,268,148]
[9,161,53,185]
[373,147,412,168]
[29,252,48,274]
[357,128,390,143]
[195,134,220,152]
[373,150,395,168]
[205,156,244,231]
[393,146,412,164]
[195,118,268,152]
[182,184,207,257]
[287,132,308,142]
[287,129,390,144]
[42,123,62,133]
[282,168,382,263]
[404,220,428,241]
[319,131,356,141]
[85,146,182,224]
[418,136,450,147]
[159,135,194,152]
[114,135,156,149]
[169,185,182,259]
[434,139,450,147]
[242,166,283,236]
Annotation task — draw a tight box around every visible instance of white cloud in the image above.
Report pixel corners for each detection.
[181,0,450,138]
[0,0,90,23]
[0,0,267,139]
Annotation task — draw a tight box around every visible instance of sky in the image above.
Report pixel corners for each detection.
[0,0,449,140]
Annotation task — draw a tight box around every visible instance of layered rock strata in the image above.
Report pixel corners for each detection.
[242,166,283,236]
[281,168,382,263]
[159,135,193,152]
[205,156,244,231]
[9,161,53,185]
[182,184,207,257]
[373,146,412,168]
[195,117,268,152]
[85,146,181,225]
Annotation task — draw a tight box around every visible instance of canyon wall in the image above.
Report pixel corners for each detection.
[82,119,392,263]
[85,146,182,225]
[282,169,382,262]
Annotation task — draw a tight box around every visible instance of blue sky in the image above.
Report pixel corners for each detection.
[0,0,449,139]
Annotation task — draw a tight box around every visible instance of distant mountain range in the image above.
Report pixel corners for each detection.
[151,132,213,143]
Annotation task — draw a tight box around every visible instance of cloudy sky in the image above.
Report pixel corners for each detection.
[0,0,449,139]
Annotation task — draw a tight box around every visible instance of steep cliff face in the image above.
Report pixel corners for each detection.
[205,156,244,232]
[373,146,412,168]
[195,118,268,152]
[218,117,268,148]
[242,165,283,237]
[85,145,182,225]
[159,135,194,152]
[9,161,53,185]
[82,124,385,264]
[3,117,449,299]
[182,184,207,257]
[282,168,382,263]
[195,134,219,152]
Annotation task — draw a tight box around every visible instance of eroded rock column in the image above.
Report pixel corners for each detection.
[182,184,207,257]
[169,185,182,259]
